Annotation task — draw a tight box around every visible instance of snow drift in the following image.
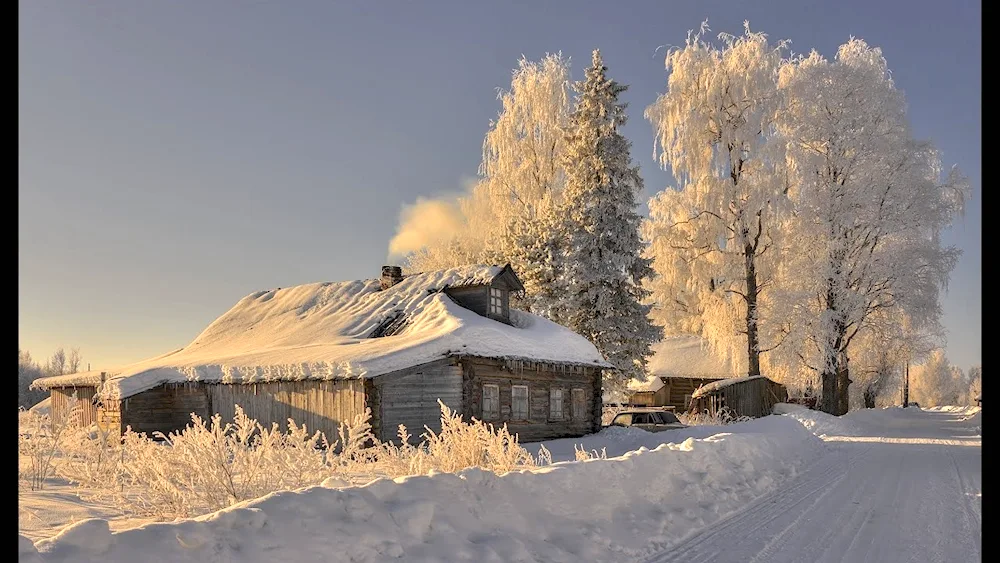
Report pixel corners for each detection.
[23,415,823,563]
[33,265,610,400]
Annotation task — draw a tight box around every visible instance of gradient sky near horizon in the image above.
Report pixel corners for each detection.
[19,0,980,372]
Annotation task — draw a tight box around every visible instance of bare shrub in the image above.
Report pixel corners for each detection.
[679,406,753,426]
[573,444,608,461]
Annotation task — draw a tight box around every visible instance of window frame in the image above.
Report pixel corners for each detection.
[489,286,505,316]
[549,388,564,420]
[482,384,499,421]
[511,385,529,421]
[571,388,586,420]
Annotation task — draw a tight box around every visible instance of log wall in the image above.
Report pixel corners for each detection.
[460,358,601,442]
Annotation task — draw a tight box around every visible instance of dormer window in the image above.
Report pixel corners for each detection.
[489,287,504,316]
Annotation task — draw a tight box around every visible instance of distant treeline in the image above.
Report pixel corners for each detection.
[17,348,83,409]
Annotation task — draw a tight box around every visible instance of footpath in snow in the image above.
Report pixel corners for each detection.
[20,406,981,563]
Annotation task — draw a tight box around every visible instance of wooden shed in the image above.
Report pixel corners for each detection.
[627,335,742,412]
[627,375,726,412]
[689,375,788,419]
[35,264,609,444]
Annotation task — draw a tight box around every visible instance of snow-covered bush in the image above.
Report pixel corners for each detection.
[417,401,535,474]
[110,406,331,518]
[52,401,539,520]
[57,419,120,490]
[18,404,77,491]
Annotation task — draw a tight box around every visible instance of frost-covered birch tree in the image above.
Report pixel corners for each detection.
[555,49,662,388]
[847,311,938,409]
[968,366,981,405]
[403,54,572,314]
[644,22,790,377]
[910,349,966,407]
[777,39,968,414]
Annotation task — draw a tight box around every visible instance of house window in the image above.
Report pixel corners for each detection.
[482,384,499,421]
[571,388,586,420]
[489,287,504,316]
[549,388,564,420]
[511,385,528,420]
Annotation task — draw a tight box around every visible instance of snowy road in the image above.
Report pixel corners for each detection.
[644,409,981,563]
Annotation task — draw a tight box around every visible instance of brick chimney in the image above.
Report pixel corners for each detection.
[381,265,403,290]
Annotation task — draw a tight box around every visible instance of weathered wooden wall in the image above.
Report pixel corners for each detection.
[372,359,463,444]
[691,378,788,419]
[630,390,656,407]
[663,377,723,412]
[207,379,367,443]
[627,377,722,411]
[49,386,98,427]
[445,281,514,324]
[460,358,601,442]
[445,286,488,317]
[121,382,212,436]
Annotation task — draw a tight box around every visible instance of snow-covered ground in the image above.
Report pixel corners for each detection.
[645,406,981,563]
[20,405,981,562]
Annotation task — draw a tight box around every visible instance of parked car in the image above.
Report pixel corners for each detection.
[606,409,687,432]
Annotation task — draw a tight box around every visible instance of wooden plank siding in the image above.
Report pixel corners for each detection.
[664,377,724,412]
[49,386,99,427]
[206,379,366,443]
[444,278,518,325]
[690,377,788,419]
[460,358,601,442]
[445,286,489,318]
[121,382,212,437]
[373,359,463,444]
[628,377,726,412]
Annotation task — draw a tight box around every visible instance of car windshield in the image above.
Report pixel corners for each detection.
[613,414,632,426]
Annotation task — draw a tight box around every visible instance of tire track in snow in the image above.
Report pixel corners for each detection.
[643,411,981,563]
[949,449,982,556]
[641,444,869,563]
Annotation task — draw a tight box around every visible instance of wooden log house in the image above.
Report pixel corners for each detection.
[35,265,610,443]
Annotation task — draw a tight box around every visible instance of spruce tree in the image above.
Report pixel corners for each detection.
[555,50,662,388]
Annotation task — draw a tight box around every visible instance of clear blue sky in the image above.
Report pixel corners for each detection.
[19,0,980,372]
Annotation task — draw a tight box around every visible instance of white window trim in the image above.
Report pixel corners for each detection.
[511,385,528,421]
[482,384,499,421]
[550,388,564,420]
[489,287,504,315]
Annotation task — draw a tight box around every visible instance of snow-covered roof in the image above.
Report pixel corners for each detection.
[627,375,665,393]
[33,265,611,400]
[691,375,768,399]
[647,335,741,380]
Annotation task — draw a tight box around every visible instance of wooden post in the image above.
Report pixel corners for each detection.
[903,361,909,407]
